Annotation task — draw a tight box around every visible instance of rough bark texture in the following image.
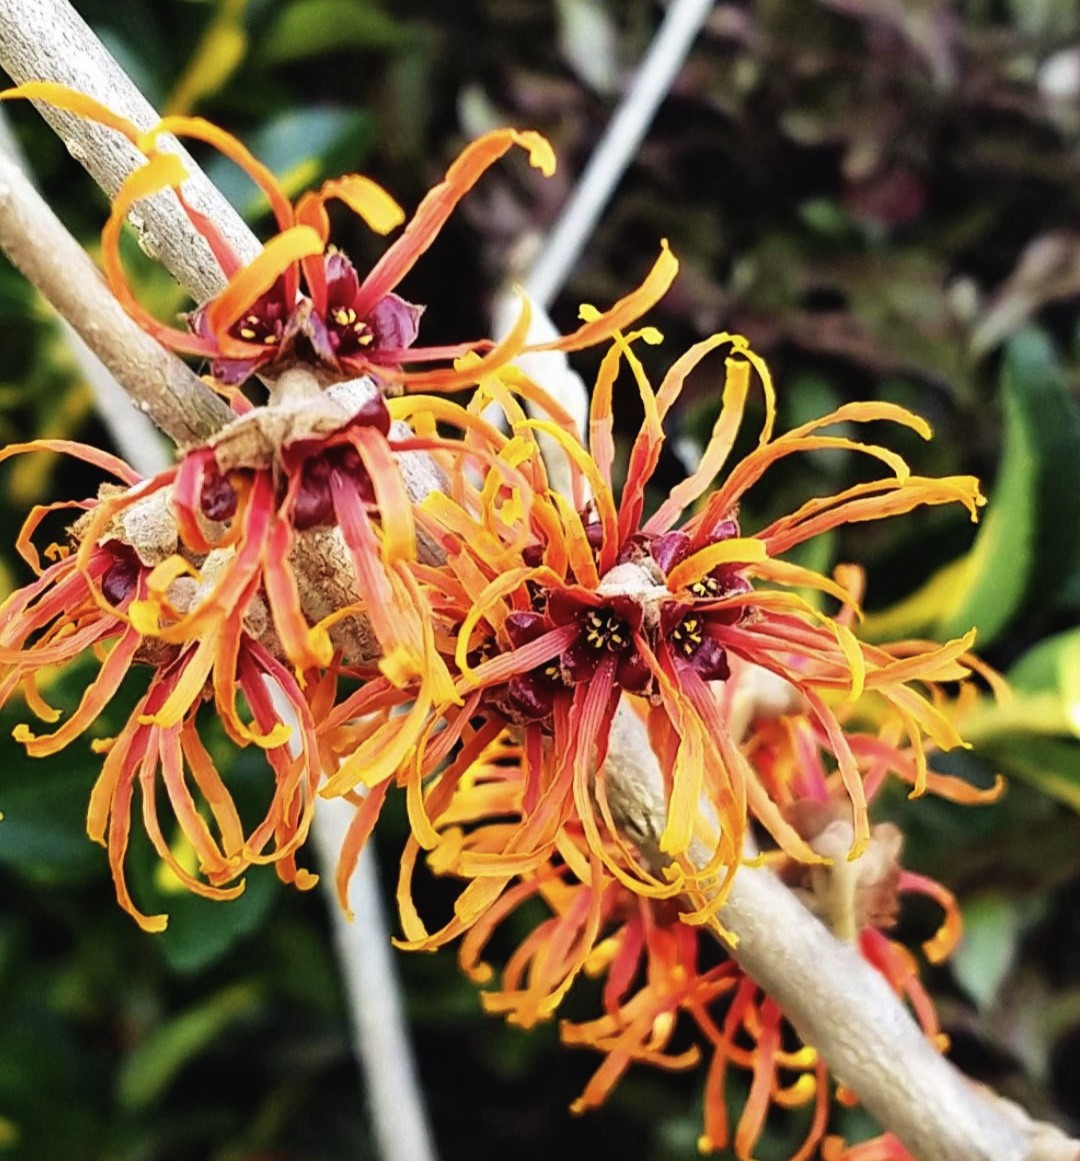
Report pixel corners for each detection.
[0,149,231,445]
[0,0,260,300]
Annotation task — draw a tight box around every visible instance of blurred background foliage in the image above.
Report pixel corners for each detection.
[0,0,1079,1158]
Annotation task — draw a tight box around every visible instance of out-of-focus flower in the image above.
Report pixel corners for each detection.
[1,82,677,392]
[823,1132,915,1160]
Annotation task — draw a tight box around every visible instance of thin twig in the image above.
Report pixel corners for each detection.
[0,0,259,300]
[310,805,439,1161]
[523,0,717,309]
[0,106,170,474]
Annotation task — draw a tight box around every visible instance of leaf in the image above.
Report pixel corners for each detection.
[866,329,1079,646]
[953,893,1026,1009]
[117,984,261,1110]
[205,107,374,218]
[1017,331,1080,609]
[934,338,1040,644]
[1007,626,1080,725]
[555,0,619,95]
[0,747,101,883]
[259,0,412,65]
[153,863,281,975]
[979,734,1080,814]
[165,0,250,115]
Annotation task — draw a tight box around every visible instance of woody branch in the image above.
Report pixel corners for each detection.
[0,2,1076,1160]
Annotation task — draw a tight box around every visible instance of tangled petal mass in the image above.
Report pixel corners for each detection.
[0,87,1005,1154]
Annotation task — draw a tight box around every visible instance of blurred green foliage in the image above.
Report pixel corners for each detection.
[0,0,1078,1158]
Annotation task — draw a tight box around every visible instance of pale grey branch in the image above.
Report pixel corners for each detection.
[0,0,259,301]
[0,148,231,445]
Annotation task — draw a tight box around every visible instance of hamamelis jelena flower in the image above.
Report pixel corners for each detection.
[0,442,325,930]
[366,327,989,931]
[0,82,678,394]
[396,698,980,1160]
[124,383,433,679]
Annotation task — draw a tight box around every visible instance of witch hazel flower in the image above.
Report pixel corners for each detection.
[0,82,678,397]
[0,371,498,930]
[403,677,992,1161]
[375,324,989,939]
[0,441,328,930]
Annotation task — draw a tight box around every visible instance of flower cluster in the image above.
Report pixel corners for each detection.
[360,329,991,947]
[0,87,1004,1155]
[408,664,993,1157]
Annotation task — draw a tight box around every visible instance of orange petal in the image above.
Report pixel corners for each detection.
[205,225,324,342]
[0,81,140,140]
[532,243,678,354]
[354,129,556,315]
[140,114,295,233]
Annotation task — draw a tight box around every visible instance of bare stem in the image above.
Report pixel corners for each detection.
[310,805,439,1161]
[523,0,717,310]
[0,0,259,300]
[0,147,231,445]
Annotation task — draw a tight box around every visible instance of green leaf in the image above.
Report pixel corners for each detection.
[952,893,1026,1009]
[980,734,1080,814]
[153,863,281,975]
[1019,334,1080,609]
[0,750,101,883]
[117,984,261,1110]
[260,0,412,65]
[868,329,1080,647]
[205,106,374,217]
[1007,625,1080,710]
[935,336,1041,644]
[960,628,1080,745]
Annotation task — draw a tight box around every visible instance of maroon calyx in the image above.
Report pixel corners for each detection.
[548,591,651,694]
[283,396,393,530]
[667,611,731,681]
[101,544,143,608]
[290,443,376,531]
[502,611,564,721]
[199,466,239,522]
[189,277,294,386]
[303,253,424,371]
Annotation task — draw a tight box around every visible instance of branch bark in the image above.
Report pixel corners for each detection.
[0,0,259,300]
[0,147,231,445]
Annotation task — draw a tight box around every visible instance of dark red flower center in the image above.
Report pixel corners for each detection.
[292,443,376,531]
[101,545,142,607]
[233,309,284,348]
[581,607,632,653]
[326,304,375,357]
[670,614,704,658]
[200,467,239,522]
